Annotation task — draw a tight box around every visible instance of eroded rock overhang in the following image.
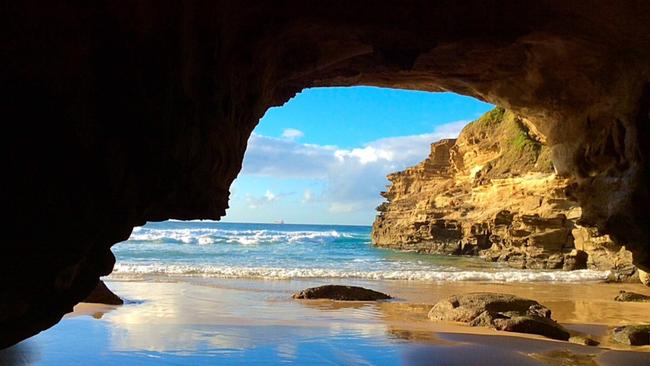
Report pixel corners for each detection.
[2,0,650,348]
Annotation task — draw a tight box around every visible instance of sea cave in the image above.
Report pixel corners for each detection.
[2,1,650,363]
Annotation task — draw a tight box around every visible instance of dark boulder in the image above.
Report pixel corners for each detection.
[492,316,570,341]
[292,285,391,301]
[428,292,569,340]
[614,290,650,302]
[611,325,650,346]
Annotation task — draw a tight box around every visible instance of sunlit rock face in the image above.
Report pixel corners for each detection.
[2,0,650,348]
[372,109,638,279]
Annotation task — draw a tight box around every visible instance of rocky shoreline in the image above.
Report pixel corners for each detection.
[372,108,645,284]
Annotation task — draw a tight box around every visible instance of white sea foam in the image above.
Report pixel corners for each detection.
[197,237,214,245]
[111,263,610,283]
[127,228,350,245]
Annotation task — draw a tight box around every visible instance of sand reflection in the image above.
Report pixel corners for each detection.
[100,280,391,354]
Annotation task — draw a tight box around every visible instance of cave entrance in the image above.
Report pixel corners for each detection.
[109,87,492,281]
[110,85,636,285]
[3,1,650,356]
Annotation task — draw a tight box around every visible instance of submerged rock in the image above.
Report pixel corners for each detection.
[292,285,391,301]
[611,325,650,346]
[82,281,123,305]
[614,291,650,302]
[428,292,569,340]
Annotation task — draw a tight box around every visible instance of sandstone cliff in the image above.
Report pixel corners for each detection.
[372,108,637,280]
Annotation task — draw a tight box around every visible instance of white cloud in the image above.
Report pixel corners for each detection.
[281,128,304,140]
[245,189,282,208]
[302,189,313,203]
[334,146,394,164]
[239,120,468,216]
[241,134,334,179]
[264,190,277,202]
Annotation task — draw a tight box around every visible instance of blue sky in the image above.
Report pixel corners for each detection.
[223,87,493,225]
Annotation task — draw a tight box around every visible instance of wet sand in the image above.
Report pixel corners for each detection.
[1,277,649,365]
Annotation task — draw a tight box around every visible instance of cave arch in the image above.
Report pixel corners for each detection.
[2,0,650,348]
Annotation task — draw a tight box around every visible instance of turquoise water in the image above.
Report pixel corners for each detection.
[112,221,608,282]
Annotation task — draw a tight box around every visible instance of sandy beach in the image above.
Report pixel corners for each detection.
[2,277,649,365]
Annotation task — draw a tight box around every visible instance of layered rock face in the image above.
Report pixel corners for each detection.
[373,109,637,277]
[2,1,650,348]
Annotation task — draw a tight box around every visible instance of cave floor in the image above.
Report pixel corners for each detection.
[1,278,649,365]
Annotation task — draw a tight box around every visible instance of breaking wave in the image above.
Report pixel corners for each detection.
[111,263,610,283]
[128,227,349,245]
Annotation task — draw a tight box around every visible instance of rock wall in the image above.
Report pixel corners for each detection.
[373,108,637,279]
[2,0,650,348]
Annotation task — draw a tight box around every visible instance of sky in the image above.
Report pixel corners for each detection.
[223,86,493,225]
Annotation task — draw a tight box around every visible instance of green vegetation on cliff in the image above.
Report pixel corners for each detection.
[461,107,553,179]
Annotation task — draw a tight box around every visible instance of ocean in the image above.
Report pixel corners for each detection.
[111,221,609,283]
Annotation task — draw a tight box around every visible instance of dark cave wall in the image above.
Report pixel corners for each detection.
[2,0,650,348]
